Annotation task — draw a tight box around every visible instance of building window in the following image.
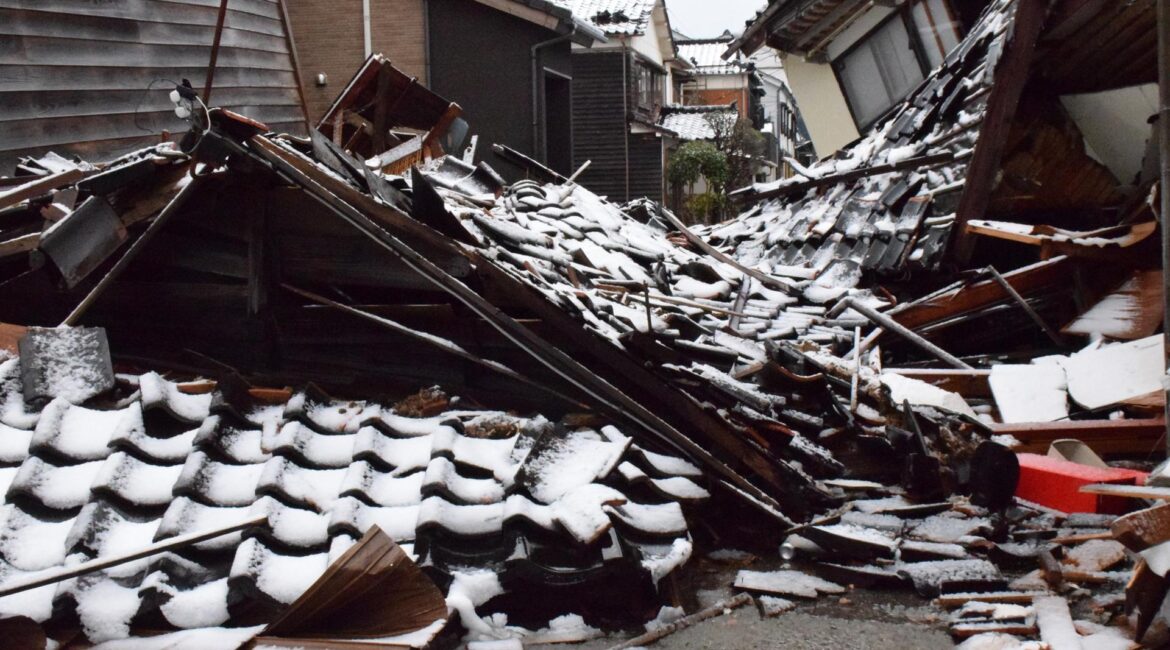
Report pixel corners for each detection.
[634,61,663,112]
[833,0,963,129]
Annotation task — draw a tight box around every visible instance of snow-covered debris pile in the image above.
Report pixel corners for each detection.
[701,0,1017,280]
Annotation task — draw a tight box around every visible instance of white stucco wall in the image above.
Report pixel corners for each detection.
[1061,84,1157,186]
[783,54,859,157]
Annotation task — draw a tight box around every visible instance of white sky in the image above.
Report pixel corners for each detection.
[665,0,767,39]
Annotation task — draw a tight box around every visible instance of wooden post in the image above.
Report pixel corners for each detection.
[1159,0,1170,453]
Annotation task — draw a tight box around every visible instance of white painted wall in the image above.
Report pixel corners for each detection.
[629,5,667,66]
[783,54,859,157]
[1061,84,1157,186]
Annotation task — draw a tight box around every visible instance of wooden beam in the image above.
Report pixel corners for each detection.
[951,0,1051,263]
[888,256,1072,331]
[1080,483,1170,500]
[883,368,991,397]
[734,152,955,205]
[991,418,1167,455]
[202,0,230,104]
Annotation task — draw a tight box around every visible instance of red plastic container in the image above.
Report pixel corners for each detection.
[1015,453,1149,514]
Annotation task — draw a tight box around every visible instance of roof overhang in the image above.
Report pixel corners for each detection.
[473,0,608,46]
[724,0,870,61]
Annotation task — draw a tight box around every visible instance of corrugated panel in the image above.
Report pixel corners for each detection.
[0,0,307,172]
[571,51,632,202]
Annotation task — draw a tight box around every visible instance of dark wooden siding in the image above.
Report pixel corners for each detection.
[571,50,630,202]
[627,133,664,203]
[427,0,571,180]
[0,0,307,173]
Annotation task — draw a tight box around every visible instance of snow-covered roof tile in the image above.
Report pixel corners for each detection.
[554,0,657,35]
[0,360,703,642]
[677,39,746,75]
[659,105,738,141]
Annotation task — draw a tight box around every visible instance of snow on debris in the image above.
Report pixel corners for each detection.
[0,371,706,644]
[734,569,845,598]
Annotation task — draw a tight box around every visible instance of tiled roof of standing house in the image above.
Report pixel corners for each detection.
[677,38,746,75]
[659,104,739,141]
[555,0,657,35]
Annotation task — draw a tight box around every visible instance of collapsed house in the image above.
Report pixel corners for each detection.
[0,0,1165,647]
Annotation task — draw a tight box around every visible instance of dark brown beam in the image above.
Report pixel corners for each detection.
[951,0,1050,263]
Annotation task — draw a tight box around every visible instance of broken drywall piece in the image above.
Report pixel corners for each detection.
[989,364,1068,423]
[1062,336,1165,410]
[880,372,977,418]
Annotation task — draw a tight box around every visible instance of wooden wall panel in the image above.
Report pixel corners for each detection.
[0,0,308,173]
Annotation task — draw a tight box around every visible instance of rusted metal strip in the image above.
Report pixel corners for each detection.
[202,0,230,103]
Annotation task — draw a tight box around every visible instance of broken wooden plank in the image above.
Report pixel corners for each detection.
[937,592,1050,608]
[1081,484,1170,501]
[1113,503,1170,552]
[606,594,752,650]
[1034,595,1083,649]
[0,169,85,211]
[883,368,991,397]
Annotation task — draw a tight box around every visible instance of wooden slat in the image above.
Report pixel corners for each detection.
[1080,484,1170,500]
[993,418,1167,455]
[0,8,289,51]
[0,35,294,70]
[0,0,284,29]
[0,64,297,93]
[0,169,84,210]
[0,88,304,123]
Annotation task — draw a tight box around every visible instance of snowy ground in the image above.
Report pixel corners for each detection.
[530,553,955,649]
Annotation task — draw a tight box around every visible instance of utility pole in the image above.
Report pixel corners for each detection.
[1160,0,1170,452]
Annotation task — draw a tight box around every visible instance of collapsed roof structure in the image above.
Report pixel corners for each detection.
[0,0,1165,646]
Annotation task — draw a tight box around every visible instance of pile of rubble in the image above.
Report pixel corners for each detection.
[0,0,1165,646]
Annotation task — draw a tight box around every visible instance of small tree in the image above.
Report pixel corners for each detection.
[667,140,728,224]
[705,113,767,193]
